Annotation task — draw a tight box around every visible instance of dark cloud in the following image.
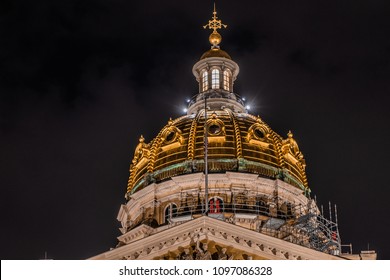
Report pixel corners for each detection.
[1,0,389,259]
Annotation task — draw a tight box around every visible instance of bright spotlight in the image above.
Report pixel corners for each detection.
[183,108,188,113]
[186,99,191,103]
[242,97,246,101]
[245,105,251,110]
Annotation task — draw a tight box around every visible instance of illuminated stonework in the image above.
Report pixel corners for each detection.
[92,216,343,260]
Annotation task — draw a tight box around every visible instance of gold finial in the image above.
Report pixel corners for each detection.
[203,3,227,47]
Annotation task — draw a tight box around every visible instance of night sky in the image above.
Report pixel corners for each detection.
[1,0,389,260]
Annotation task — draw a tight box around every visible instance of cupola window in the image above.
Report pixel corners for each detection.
[211,69,220,89]
[202,70,208,92]
[223,70,231,91]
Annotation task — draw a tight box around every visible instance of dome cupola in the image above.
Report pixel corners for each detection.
[189,5,243,115]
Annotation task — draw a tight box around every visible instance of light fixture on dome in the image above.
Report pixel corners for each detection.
[183,108,188,113]
[186,98,191,103]
[246,105,251,110]
[242,97,246,101]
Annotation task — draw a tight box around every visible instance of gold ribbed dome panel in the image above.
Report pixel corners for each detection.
[127,109,309,196]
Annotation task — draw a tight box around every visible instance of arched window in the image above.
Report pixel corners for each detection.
[202,70,208,92]
[223,70,231,91]
[164,203,178,223]
[256,199,269,215]
[211,69,220,89]
[209,198,223,213]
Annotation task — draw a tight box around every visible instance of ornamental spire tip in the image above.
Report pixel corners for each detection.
[203,3,227,47]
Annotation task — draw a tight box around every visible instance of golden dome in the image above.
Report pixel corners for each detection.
[200,47,232,60]
[127,109,309,196]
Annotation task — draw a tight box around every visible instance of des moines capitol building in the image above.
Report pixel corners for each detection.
[90,6,376,261]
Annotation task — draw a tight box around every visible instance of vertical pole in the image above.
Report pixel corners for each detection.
[169,203,172,223]
[329,201,332,222]
[335,204,341,251]
[274,180,279,210]
[204,95,209,215]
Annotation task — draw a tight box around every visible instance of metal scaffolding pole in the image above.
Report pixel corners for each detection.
[204,95,209,215]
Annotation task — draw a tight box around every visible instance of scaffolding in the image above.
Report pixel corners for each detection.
[160,192,342,255]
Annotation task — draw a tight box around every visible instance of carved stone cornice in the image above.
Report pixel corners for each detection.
[90,216,342,260]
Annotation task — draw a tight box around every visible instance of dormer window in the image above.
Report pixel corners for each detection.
[201,70,208,92]
[211,69,220,89]
[223,70,231,91]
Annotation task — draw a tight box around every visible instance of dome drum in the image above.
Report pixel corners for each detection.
[119,172,315,249]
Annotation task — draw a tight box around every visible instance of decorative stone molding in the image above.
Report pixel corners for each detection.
[90,216,341,260]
